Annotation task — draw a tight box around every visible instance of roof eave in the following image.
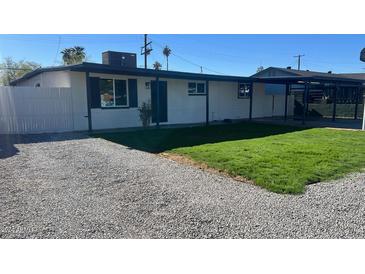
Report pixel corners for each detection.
[70,63,252,82]
[10,65,77,86]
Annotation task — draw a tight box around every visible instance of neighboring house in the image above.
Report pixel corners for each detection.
[6,53,364,133]
[9,51,294,132]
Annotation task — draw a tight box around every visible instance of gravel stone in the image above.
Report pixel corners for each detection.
[1,133,365,239]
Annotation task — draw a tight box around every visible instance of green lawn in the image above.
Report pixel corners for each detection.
[93,122,365,194]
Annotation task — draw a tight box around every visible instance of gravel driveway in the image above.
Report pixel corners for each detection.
[1,133,365,239]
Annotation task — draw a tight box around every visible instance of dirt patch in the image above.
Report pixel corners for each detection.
[159,152,254,185]
[324,127,360,131]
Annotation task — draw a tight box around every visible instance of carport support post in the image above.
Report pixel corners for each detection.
[249,82,253,120]
[156,76,160,128]
[354,87,359,120]
[302,82,309,125]
[284,83,289,120]
[332,84,338,122]
[206,80,209,126]
[85,72,92,132]
[362,91,365,130]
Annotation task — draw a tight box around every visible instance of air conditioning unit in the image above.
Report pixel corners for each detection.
[102,51,137,68]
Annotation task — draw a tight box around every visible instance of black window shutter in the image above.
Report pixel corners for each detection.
[90,77,101,108]
[128,79,138,108]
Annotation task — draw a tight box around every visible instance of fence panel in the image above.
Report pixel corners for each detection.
[0,87,74,134]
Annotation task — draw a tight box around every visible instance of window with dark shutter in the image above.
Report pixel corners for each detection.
[115,80,127,106]
[128,79,138,108]
[90,77,101,108]
[99,78,128,107]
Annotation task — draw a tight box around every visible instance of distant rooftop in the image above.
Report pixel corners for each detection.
[252,67,365,84]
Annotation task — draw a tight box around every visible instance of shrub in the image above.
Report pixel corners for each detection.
[138,101,152,127]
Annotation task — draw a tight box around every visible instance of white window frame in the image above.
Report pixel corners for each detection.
[188,81,206,95]
[238,83,251,99]
[100,78,129,108]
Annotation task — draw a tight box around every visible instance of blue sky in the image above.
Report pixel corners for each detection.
[0,34,364,76]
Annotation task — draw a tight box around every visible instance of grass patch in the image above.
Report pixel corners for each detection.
[93,122,365,194]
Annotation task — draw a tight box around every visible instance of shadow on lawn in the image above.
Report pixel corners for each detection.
[93,121,307,153]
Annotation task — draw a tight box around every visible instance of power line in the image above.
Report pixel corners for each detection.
[0,67,37,71]
[54,36,62,65]
[149,37,225,75]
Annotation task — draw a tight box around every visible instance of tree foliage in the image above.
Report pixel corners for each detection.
[360,48,365,62]
[163,46,172,70]
[256,66,264,73]
[61,46,86,65]
[0,57,40,86]
[153,61,162,70]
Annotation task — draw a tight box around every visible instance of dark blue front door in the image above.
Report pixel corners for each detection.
[151,81,168,123]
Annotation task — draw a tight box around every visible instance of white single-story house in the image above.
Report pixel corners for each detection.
[6,51,365,133]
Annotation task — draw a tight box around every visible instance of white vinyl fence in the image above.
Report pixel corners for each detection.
[0,86,75,134]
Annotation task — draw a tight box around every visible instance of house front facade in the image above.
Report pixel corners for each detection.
[9,51,293,132]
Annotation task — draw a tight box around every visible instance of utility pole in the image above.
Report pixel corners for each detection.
[144,34,147,69]
[141,34,152,69]
[294,54,305,70]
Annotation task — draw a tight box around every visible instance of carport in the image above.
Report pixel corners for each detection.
[252,74,365,129]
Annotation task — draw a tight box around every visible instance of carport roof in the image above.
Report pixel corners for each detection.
[252,67,365,85]
[251,75,365,85]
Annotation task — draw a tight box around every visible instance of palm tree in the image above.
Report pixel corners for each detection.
[73,46,86,64]
[153,61,162,70]
[256,66,264,73]
[163,46,171,70]
[61,46,86,65]
[61,48,73,65]
[360,48,365,62]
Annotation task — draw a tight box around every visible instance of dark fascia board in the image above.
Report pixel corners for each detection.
[70,62,252,82]
[11,62,251,84]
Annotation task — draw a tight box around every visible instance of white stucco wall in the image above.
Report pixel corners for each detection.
[89,77,295,130]
[162,78,205,125]
[209,81,250,121]
[13,71,295,131]
[90,75,206,129]
[252,83,294,118]
[16,71,71,88]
